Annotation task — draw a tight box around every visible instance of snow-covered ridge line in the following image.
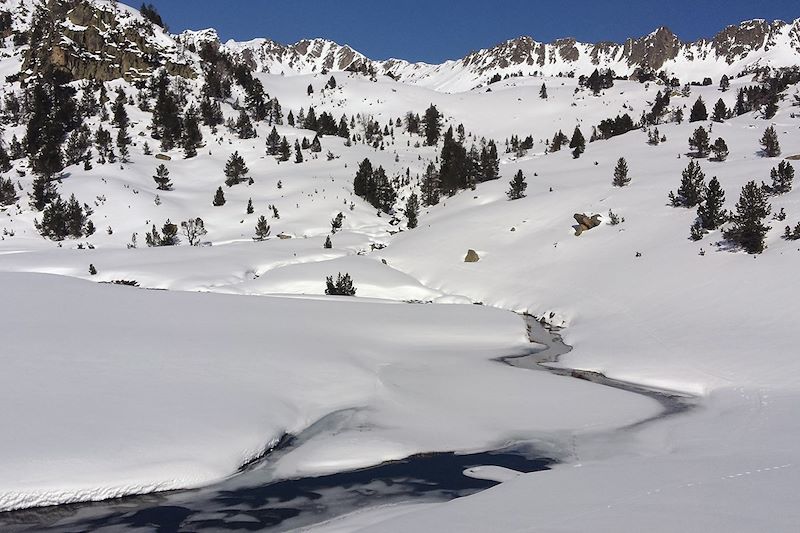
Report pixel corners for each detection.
[176,16,800,91]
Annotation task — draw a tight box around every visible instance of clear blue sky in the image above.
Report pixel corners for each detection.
[123,1,800,63]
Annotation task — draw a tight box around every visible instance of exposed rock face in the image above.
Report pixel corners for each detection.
[464,249,480,262]
[573,213,602,236]
[20,0,196,82]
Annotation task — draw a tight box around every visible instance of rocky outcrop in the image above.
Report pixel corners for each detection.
[20,0,196,82]
[573,214,602,236]
[464,249,480,262]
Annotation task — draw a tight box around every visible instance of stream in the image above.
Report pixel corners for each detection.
[0,314,694,532]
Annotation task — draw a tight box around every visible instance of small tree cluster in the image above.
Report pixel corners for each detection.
[325,272,356,296]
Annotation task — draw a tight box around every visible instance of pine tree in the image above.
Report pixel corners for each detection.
[697,176,727,230]
[421,161,440,206]
[439,126,469,195]
[224,151,249,186]
[423,104,442,146]
[669,160,706,207]
[612,157,630,186]
[569,126,585,158]
[724,181,771,254]
[330,212,345,233]
[760,126,780,157]
[719,74,730,92]
[278,136,291,161]
[89,264,97,275]
[153,164,172,191]
[711,137,729,161]
[160,219,179,246]
[0,177,18,206]
[507,170,527,200]
[212,186,226,206]
[711,98,728,122]
[479,140,500,181]
[405,192,420,229]
[539,83,548,99]
[310,135,322,153]
[182,105,202,158]
[253,215,270,240]
[65,193,86,238]
[266,126,281,155]
[29,174,58,211]
[294,139,303,163]
[689,126,710,157]
[689,96,708,122]
[236,110,256,139]
[246,198,254,214]
[763,94,779,120]
[324,235,332,249]
[354,158,374,199]
[770,161,794,194]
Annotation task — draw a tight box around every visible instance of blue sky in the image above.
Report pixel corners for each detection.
[124,1,800,63]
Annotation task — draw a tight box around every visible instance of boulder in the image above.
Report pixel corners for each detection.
[573,213,602,236]
[464,249,480,262]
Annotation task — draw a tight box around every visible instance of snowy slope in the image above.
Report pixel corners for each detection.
[1,2,800,530]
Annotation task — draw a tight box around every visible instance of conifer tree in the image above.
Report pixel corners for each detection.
[439,126,469,195]
[697,176,727,230]
[719,74,730,92]
[712,98,728,122]
[310,135,322,153]
[246,198,254,214]
[236,110,256,139]
[539,83,548,99]
[212,186,226,206]
[182,105,203,158]
[253,215,270,240]
[0,177,18,206]
[689,126,710,157]
[760,126,780,157]
[353,158,373,199]
[89,264,97,275]
[711,137,729,161]
[689,96,708,122]
[612,157,630,186]
[763,94,779,120]
[160,219,179,246]
[278,136,291,161]
[294,139,303,163]
[324,235,332,249]
[29,174,58,211]
[224,151,248,186]
[421,161,440,206]
[480,140,500,181]
[569,126,585,158]
[330,212,345,233]
[724,181,771,254]
[153,164,172,191]
[423,104,442,146]
[770,161,794,194]
[669,160,706,207]
[405,192,420,229]
[507,170,527,200]
[266,126,281,155]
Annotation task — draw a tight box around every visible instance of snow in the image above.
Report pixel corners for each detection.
[0,272,658,511]
[1,5,800,530]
